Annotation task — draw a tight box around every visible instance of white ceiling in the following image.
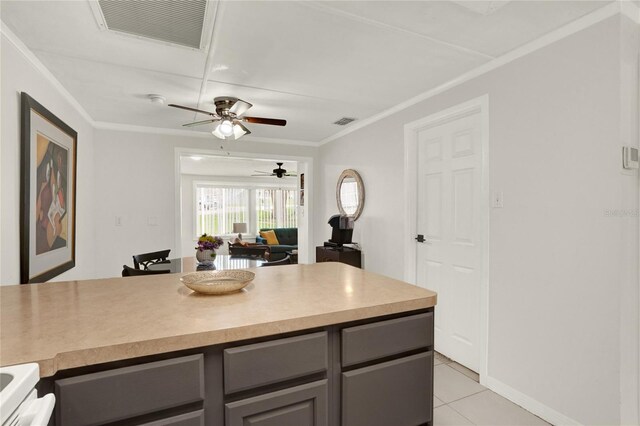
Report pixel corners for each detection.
[1,0,612,143]
[181,155,297,179]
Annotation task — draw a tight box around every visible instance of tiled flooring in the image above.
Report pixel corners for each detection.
[434,352,550,426]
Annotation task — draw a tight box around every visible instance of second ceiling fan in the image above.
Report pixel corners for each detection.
[169,97,286,140]
[252,162,297,179]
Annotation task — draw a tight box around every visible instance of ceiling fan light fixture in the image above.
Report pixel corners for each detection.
[217,119,234,137]
[212,126,226,139]
[233,123,249,139]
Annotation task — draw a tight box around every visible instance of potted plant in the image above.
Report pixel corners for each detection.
[195,233,223,264]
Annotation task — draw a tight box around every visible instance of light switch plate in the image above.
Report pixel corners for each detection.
[622,146,639,169]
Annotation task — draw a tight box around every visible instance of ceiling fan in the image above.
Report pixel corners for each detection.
[252,162,297,179]
[168,97,286,140]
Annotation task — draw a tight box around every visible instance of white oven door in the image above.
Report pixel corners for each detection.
[4,390,55,426]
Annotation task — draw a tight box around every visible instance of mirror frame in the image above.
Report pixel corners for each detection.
[336,169,365,220]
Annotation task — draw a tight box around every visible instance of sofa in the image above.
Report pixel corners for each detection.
[256,228,298,261]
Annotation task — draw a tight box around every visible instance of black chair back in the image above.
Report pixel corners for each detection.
[122,265,170,277]
[132,249,171,270]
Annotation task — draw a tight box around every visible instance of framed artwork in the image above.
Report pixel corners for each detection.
[20,93,77,283]
[300,173,305,206]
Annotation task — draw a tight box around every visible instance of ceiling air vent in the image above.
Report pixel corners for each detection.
[95,0,209,49]
[333,117,357,126]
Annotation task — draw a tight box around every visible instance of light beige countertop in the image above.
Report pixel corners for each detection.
[0,263,436,377]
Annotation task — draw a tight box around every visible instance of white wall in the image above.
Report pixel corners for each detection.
[93,129,316,279]
[316,15,639,426]
[1,32,95,285]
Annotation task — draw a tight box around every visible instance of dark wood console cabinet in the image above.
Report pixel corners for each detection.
[316,246,362,268]
[40,309,434,426]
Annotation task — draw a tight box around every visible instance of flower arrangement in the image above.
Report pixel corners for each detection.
[195,233,223,252]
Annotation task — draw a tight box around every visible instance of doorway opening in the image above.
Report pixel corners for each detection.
[174,149,313,264]
[403,95,489,381]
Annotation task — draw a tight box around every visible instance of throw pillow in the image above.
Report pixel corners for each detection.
[260,230,280,245]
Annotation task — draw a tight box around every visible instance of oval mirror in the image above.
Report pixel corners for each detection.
[336,169,365,220]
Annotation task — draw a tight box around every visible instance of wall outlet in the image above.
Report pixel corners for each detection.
[492,191,504,208]
[147,216,158,226]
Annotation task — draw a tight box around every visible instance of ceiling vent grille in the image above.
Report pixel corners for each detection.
[333,117,357,126]
[96,0,208,49]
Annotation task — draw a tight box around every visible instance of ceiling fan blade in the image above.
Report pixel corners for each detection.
[182,119,218,127]
[229,99,253,117]
[242,116,287,126]
[251,174,275,177]
[168,104,218,117]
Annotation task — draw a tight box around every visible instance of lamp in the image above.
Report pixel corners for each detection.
[233,223,248,241]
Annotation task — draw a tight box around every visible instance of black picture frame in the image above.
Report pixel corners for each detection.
[20,92,77,283]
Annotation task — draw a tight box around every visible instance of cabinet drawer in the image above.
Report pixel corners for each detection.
[224,332,327,394]
[342,352,432,426]
[139,409,205,426]
[55,354,204,426]
[225,380,328,426]
[342,312,433,366]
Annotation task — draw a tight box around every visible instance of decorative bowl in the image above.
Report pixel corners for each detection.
[180,270,255,295]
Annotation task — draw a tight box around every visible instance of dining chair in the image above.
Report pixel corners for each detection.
[259,255,292,267]
[132,249,171,270]
[122,265,170,277]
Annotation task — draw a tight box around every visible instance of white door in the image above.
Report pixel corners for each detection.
[415,112,482,372]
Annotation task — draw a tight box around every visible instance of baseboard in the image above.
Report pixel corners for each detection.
[484,376,582,426]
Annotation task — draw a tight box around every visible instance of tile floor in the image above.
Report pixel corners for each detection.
[433,352,550,426]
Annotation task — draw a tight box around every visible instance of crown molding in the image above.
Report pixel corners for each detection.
[1,20,96,125]
[93,121,320,147]
[620,0,640,23]
[319,1,625,146]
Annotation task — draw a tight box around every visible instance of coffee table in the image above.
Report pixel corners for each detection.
[286,251,298,264]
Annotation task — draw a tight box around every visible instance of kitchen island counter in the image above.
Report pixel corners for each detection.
[0,262,436,378]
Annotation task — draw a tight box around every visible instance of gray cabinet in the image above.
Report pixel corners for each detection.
[54,354,204,426]
[139,410,205,426]
[44,309,433,426]
[342,353,433,426]
[342,312,433,367]
[224,332,327,394]
[225,380,328,426]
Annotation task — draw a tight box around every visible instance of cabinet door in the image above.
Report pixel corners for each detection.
[225,380,327,426]
[342,353,432,426]
[224,332,327,394]
[55,354,204,426]
[139,409,204,426]
[342,313,433,367]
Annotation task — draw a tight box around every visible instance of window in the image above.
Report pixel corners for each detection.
[195,184,297,237]
[255,189,297,231]
[196,186,248,236]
